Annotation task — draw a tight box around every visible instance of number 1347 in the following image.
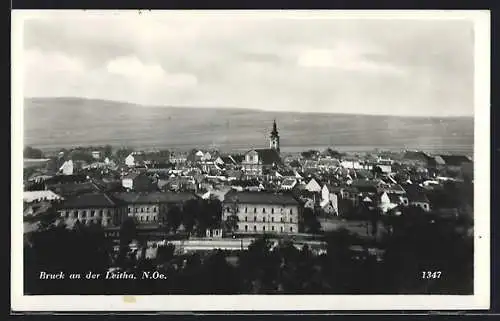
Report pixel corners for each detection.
[422,271,442,279]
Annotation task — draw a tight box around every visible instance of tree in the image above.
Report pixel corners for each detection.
[301,150,319,160]
[119,217,138,247]
[165,205,182,233]
[24,146,44,159]
[371,165,383,178]
[37,208,59,231]
[182,199,199,234]
[224,199,239,233]
[301,208,321,234]
[324,148,342,159]
[115,147,134,161]
[156,243,175,265]
[103,145,113,158]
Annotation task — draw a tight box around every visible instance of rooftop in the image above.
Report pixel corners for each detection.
[223,190,299,205]
[59,192,119,209]
[113,191,198,204]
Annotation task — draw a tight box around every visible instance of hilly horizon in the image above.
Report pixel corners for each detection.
[23,97,474,154]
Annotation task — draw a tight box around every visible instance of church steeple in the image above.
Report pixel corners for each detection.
[270,119,280,153]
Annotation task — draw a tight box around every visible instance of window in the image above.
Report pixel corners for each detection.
[290,218,293,223]
[107,219,112,225]
[254,216,257,222]
[146,216,149,221]
[140,217,143,221]
[254,208,257,213]
[65,211,69,218]
[271,208,274,214]
[290,227,293,232]
[82,210,87,217]
[245,207,248,213]
[236,225,239,230]
[245,216,248,222]
[91,210,95,217]
[141,208,144,213]
[271,217,274,222]
[135,208,138,213]
[147,207,150,213]
[263,217,266,222]
[99,210,103,216]
[128,208,131,213]
[263,208,266,213]
[254,225,257,231]
[263,226,266,231]
[280,226,284,232]
[271,226,275,231]
[280,217,284,223]
[245,225,248,231]
[82,219,86,224]
[290,209,293,214]
[154,207,157,212]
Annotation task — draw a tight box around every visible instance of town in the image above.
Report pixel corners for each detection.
[23,120,474,295]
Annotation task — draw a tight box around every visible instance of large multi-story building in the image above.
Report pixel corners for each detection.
[222,190,300,234]
[57,192,127,227]
[113,191,199,225]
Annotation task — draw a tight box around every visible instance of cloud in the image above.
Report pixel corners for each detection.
[296,43,404,75]
[105,55,197,88]
[20,14,475,116]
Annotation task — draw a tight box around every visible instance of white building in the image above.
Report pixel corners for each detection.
[223,191,300,234]
[59,160,74,175]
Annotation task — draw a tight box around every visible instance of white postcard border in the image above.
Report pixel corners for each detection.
[11,9,491,311]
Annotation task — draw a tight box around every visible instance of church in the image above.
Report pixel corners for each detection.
[241,120,282,177]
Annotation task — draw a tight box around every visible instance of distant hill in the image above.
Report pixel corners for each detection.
[23,97,474,154]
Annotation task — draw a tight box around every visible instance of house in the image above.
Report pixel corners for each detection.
[59,160,74,175]
[405,185,431,212]
[305,178,322,193]
[170,152,188,165]
[113,191,198,225]
[125,151,171,167]
[92,151,101,160]
[378,192,403,214]
[281,178,297,191]
[222,190,300,234]
[57,192,127,227]
[439,154,473,172]
[341,159,369,170]
[24,190,63,203]
[317,158,341,171]
[121,172,155,192]
[320,185,339,215]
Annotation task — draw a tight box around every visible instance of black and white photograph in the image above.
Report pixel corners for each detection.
[12,10,490,311]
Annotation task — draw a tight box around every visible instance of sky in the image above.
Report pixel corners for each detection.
[20,11,476,117]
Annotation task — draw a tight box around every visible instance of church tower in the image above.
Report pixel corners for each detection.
[269,119,280,153]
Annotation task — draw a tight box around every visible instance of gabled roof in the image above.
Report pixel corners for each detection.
[439,155,472,166]
[231,154,245,164]
[223,190,299,205]
[59,192,120,209]
[404,185,430,203]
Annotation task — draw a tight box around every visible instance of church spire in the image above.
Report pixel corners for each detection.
[271,119,278,136]
[269,119,280,152]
